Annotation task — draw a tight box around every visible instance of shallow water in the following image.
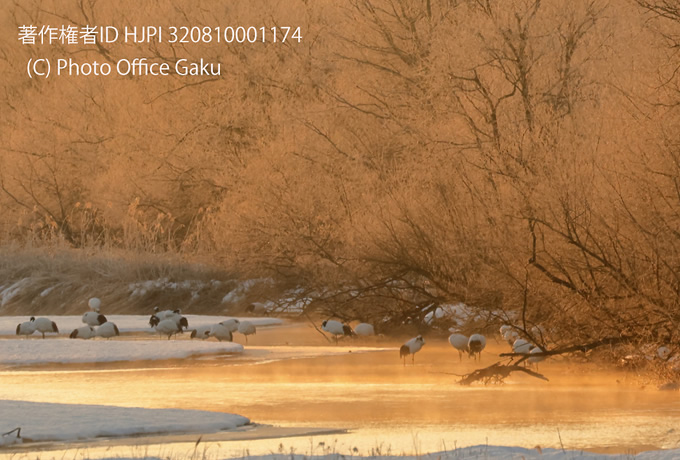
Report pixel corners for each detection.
[1,322,679,458]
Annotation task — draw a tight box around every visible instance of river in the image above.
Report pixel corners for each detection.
[0,322,678,458]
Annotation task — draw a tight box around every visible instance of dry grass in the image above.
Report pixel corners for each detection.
[0,243,242,316]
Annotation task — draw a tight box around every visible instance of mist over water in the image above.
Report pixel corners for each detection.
[1,323,679,457]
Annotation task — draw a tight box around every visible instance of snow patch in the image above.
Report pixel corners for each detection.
[221,278,275,304]
[0,338,244,366]
[222,289,242,304]
[423,303,475,325]
[0,400,248,443]
[0,278,32,307]
[39,285,58,297]
[128,278,212,298]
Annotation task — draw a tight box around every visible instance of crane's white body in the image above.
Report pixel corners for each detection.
[237,321,256,343]
[153,308,180,321]
[154,319,185,339]
[34,317,59,338]
[513,338,532,354]
[448,333,468,361]
[354,323,375,336]
[16,317,37,336]
[528,346,547,364]
[404,335,425,354]
[70,326,95,339]
[321,319,353,343]
[209,323,233,342]
[400,335,425,365]
[190,325,212,339]
[82,311,107,327]
[96,322,120,339]
[220,318,241,333]
[321,320,345,336]
[468,334,486,360]
[149,310,187,331]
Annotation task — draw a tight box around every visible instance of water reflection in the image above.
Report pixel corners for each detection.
[1,323,679,457]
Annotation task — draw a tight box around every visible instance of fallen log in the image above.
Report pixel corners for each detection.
[459,361,549,385]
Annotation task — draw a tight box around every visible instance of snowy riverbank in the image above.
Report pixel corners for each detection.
[0,339,244,365]
[0,400,249,446]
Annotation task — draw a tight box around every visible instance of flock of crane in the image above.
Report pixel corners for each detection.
[14,298,258,343]
[321,318,547,367]
[16,297,116,339]
[14,298,547,368]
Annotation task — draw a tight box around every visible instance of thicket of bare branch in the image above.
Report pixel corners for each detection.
[1,1,680,355]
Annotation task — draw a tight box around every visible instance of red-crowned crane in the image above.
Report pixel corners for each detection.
[34,317,59,339]
[238,320,256,344]
[96,322,120,339]
[16,317,36,337]
[448,333,469,361]
[400,335,425,365]
[468,334,486,361]
[322,319,354,343]
[70,326,95,339]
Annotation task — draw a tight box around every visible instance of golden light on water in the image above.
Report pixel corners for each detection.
[1,324,679,457]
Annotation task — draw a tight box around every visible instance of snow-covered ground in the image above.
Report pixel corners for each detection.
[1,400,677,458]
[0,315,283,336]
[0,340,389,367]
[0,400,248,446]
[0,339,244,366]
[219,449,680,459]
[180,448,680,459]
